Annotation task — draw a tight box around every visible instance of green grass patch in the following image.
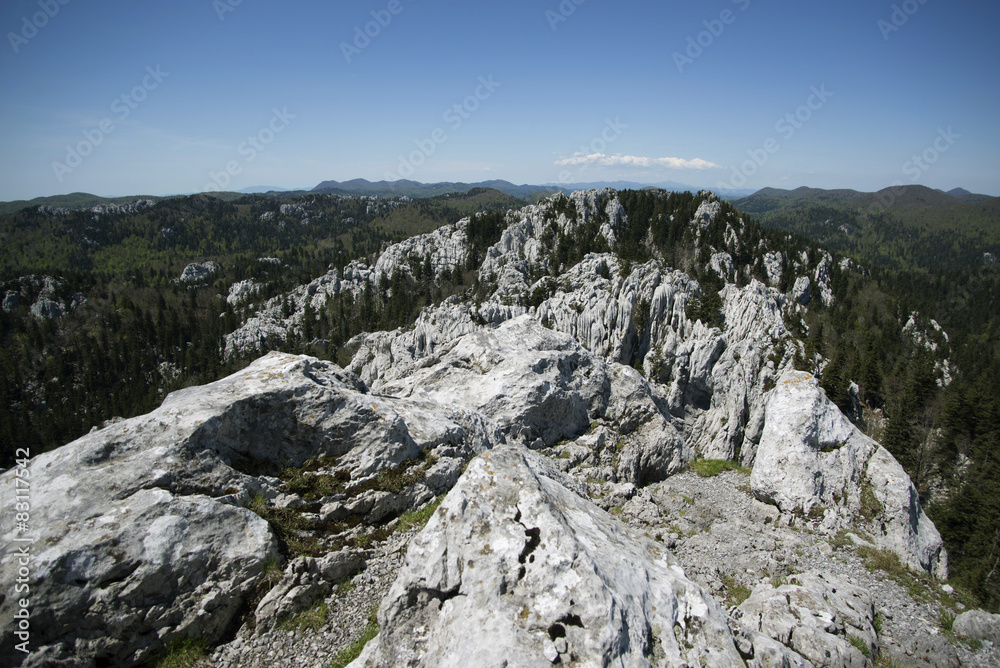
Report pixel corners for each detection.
[345,456,432,499]
[280,601,329,633]
[327,605,379,668]
[153,637,208,668]
[245,494,323,558]
[281,461,349,502]
[856,545,932,601]
[848,634,871,658]
[720,574,752,607]
[689,459,749,477]
[859,481,882,521]
[395,496,444,533]
[939,609,956,643]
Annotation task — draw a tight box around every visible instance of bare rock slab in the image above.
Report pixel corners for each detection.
[751,371,947,579]
[350,444,744,667]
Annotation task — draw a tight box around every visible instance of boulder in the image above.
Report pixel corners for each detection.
[751,371,947,579]
[0,352,499,665]
[379,316,611,447]
[953,609,1000,642]
[255,551,366,632]
[350,445,745,667]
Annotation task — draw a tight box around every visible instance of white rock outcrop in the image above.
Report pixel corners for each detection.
[735,571,877,668]
[350,445,745,668]
[751,371,947,579]
[178,261,221,283]
[0,352,502,666]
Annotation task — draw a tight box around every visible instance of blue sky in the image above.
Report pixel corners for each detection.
[1,0,998,199]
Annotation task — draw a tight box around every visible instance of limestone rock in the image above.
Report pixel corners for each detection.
[735,571,876,668]
[2,290,18,312]
[0,351,500,666]
[178,261,221,283]
[255,551,366,632]
[227,279,261,306]
[953,609,1000,642]
[793,276,811,305]
[349,445,745,667]
[751,370,947,579]
[378,315,611,447]
[30,297,65,319]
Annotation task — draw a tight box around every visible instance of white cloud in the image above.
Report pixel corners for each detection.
[554,153,722,170]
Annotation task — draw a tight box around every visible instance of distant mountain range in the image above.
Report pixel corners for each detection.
[734,184,998,215]
[238,186,297,194]
[309,178,756,200]
[2,181,994,217]
[733,185,1000,273]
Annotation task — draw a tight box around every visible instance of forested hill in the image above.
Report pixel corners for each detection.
[1,187,999,608]
[734,185,1000,273]
[0,188,524,460]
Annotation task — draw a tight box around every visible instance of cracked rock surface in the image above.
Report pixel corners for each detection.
[350,444,744,668]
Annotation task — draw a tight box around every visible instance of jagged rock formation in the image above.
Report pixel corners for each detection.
[0,351,495,666]
[0,275,87,319]
[4,189,986,667]
[350,444,746,668]
[752,370,947,578]
[177,261,221,283]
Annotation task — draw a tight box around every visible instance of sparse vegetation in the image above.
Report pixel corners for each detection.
[280,601,329,633]
[859,482,881,521]
[689,459,748,478]
[152,637,209,668]
[327,605,379,668]
[395,496,444,533]
[246,494,323,558]
[720,574,752,607]
[856,545,933,602]
[848,634,871,658]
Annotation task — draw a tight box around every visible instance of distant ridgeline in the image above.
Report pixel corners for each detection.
[0,185,998,608]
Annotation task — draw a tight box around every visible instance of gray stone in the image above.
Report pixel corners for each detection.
[255,551,365,632]
[2,290,19,312]
[178,261,221,283]
[953,609,1000,642]
[793,276,811,305]
[349,445,745,667]
[0,351,496,666]
[751,370,947,579]
[736,571,876,668]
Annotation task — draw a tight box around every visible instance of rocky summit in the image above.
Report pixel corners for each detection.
[1,190,997,667]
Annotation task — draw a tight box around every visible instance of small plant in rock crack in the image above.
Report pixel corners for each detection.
[395,496,444,533]
[848,634,871,658]
[245,494,323,558]
[720,574,751,607]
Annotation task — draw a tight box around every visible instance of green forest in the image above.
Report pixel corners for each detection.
[1,186,999,611]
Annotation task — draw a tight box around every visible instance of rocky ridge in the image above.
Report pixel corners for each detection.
[0,189,992,667]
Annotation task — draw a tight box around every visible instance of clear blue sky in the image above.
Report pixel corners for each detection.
[1,0,998,199]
